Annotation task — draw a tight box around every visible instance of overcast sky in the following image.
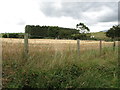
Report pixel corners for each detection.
[0,0,119,33]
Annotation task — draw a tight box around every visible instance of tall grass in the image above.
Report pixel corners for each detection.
[2,40,118,88]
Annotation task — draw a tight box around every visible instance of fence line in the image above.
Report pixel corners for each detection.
[23,33,117,58]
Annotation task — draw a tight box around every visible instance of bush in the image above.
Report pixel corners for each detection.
[71,34,88,40]
[2,33,25,38]
[2,34,8,38]
[8,33,19,38]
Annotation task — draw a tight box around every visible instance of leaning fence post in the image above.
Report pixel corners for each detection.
[24,33,29,59]
[100,40,102,55]
[77,39,80,57]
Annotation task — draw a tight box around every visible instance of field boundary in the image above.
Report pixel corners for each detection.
[23,33,117,59]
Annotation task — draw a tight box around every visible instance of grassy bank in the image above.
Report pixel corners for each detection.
[2,40,118,88]
[91,32,111,41]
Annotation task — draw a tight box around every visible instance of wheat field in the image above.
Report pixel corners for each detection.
[2,38,116,51]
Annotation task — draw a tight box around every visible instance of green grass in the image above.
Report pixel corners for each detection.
[91,32,110,40]
[3,44,119,88]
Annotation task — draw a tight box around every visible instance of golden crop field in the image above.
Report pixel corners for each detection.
[2,38,117,61]
[2,38,116,51]
[2,38,118,60]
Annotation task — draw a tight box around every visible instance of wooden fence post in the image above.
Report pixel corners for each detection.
[77,39,80,57]
[113,41,116,51]
[100,40,102,55]
[24,33,29,59]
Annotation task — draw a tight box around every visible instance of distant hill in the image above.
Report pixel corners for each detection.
[91,31,110,40]
[99,30,108,32]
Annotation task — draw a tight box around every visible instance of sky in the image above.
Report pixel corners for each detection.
[0,0,119,33]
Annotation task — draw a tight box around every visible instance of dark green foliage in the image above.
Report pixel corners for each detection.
[72,22,91,40]
[76,22,90,33]
[2,33,24,38]
[4,63,118,88]
[48,27,59,38]
[8,33,19,38]
[25,25,92,40]
[2,23,91,40]
[106,25,120,40]
[2,34,8,38]
[25,25,79,39]
[5,64,85,88]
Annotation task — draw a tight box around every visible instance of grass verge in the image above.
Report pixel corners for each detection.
[2,44,118,88]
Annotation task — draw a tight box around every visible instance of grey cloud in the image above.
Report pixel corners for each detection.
[40,2,93,19]
[40,2,118,25]
[99,12,117,22]
[40,2,118,22]
[98,2,118,22]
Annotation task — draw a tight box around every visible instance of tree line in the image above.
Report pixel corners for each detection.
[25,25,90,39]
[25,23,91,40]
[1,23,91,40]
[2,23,119,41]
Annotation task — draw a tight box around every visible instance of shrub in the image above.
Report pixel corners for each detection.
[8,33,19,38]
[2,34,8,38]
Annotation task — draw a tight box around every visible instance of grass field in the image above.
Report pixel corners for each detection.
[2,38,119,88]
[91,31,111,40]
